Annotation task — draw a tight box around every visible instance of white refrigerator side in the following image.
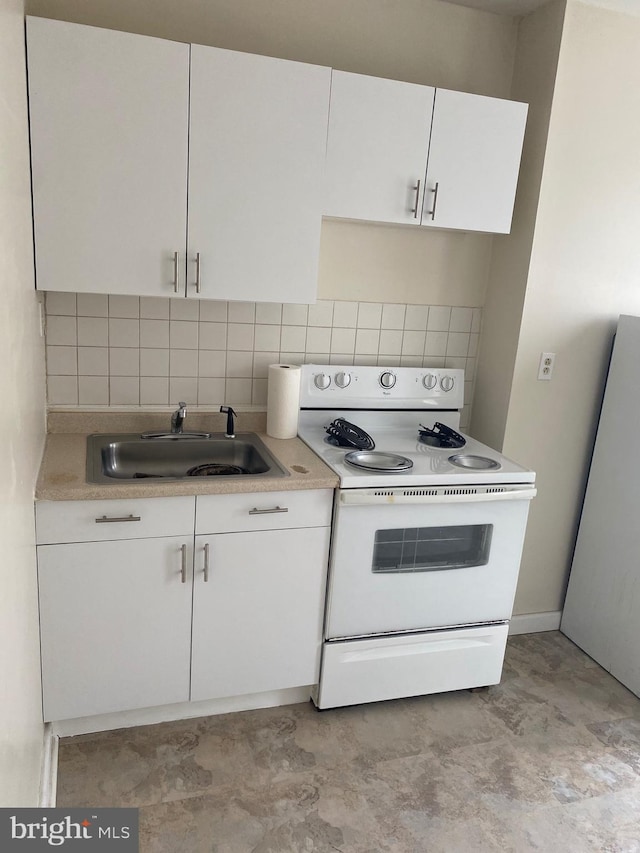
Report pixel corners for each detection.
[561,314,640,697]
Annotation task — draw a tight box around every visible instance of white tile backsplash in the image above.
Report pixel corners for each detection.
[45,298,481,418]
[47,345,77,375]
[109,295,139,319]
[46,292,77,316]
[357,303,383,329]
[382,304,406,330]
[140,319,170,349]
[109,318,139,348]
[170,320,198,349]
[77,293,108,317]
[47,315,77,346]
[140,296,170,320]
[170,299,199,321]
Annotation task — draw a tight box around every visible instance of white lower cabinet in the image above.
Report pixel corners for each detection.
[36,490,332,721]
[38,536,194,721]
[191,528,329,701]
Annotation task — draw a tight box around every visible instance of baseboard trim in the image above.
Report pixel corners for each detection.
[39,723,58,807]
[509,611,562,635]
[51,685,312,738]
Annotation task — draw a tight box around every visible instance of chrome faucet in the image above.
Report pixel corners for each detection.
[140,402,211,440]
[171,402,187,434]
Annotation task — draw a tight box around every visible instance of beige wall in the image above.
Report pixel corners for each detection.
[26,0,519,308]
[500,0,640,615]
[472,0,566,451]
[0,0,48,805]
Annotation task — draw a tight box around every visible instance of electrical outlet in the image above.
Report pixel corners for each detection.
[538,352,555,380]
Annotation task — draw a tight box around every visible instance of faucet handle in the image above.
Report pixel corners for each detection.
[220,405,236,439]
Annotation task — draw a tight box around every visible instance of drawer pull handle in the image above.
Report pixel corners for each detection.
[248,506,289,515]
[203,543,210,582]
[180,544,187,583]
[95,514,141,524]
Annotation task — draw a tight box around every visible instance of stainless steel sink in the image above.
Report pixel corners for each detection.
[86,433,290,484]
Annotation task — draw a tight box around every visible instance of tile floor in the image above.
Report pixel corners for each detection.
[56,632,640,852]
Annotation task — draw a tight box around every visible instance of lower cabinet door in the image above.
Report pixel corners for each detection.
[191,528,329,701]
[38,536,193,721]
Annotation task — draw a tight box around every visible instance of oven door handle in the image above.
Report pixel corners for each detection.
[339,487,537,506]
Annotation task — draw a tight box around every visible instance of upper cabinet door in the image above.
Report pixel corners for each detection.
[188,46,331,303]
[422,89,528,234]
[27,17,189,296]
[324,71,434,225]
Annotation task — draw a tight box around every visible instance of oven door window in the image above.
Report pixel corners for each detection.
[372,525,493,573]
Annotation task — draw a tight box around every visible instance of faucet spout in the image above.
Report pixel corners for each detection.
[171,402,187,434]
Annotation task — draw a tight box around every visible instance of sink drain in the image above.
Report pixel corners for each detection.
[186,463,249,476]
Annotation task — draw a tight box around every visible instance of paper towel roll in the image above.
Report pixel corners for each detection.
[267,364,301,439]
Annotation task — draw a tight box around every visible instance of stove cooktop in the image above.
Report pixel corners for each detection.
[298,410,535,488]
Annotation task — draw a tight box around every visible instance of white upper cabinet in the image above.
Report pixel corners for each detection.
[323,71,527,234]
[324,71,434,225]
[422,89,528,234]
[27,19,330,303]
[27,17,190,297]
[187,46,330,303]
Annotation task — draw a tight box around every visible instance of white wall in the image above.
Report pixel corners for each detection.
[26,0,519,309]
[0,0,48,806]
[500,0,640,615]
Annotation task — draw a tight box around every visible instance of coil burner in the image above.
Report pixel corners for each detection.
[325,418,375,450]
[418,422,466,449]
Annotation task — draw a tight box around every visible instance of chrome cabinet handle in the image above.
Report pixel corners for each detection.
[428,182,440,221]
[95,514,141,524]
[203,543,210,583]
[173,251,180,293]
[180,544,187,583]
[412,179,421,219]
[194,252,201,294]
[248,506,289,515]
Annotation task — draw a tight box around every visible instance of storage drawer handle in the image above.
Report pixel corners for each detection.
[428,181,440,220]
[248,506,289,515]
[194,252,201,293]
[203,542,210,583]
[95,514,141,524]
[173,251,180,293]
[180,544,187,584]
[411,178,421,219]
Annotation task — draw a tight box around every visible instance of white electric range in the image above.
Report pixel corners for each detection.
[297,364,536,709]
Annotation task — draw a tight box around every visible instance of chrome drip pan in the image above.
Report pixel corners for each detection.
[448,454,501,470]
[344,451,414,472]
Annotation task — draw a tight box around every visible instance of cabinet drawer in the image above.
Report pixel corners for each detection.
[35,496,195,544]
[195,489,333,534]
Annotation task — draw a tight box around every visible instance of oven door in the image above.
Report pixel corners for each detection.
[325,485,536,639]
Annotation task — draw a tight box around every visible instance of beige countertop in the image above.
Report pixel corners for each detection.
[36,411,338,501]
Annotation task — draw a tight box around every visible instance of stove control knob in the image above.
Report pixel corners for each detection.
[379,371,396,389]
[423,373,438,390]
[314,373,331,390]
[335,371,351,389]
[440,375,455,392]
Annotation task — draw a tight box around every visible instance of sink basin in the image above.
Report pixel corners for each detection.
[86,432,289,484]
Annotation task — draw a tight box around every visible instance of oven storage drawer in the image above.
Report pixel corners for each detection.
[316,623,508,709]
